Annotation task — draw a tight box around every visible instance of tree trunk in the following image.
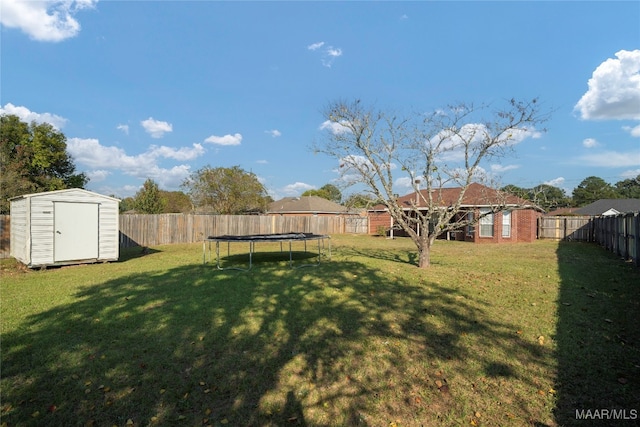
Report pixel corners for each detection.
[417,240,431,268]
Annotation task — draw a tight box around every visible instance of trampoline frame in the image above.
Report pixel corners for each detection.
[203,233,331,271]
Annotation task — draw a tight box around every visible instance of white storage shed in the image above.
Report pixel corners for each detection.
[10,189,120,268]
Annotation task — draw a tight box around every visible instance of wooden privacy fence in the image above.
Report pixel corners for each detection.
[539,214,640,266]
[118,214,368,248]
[0,214,368,258]
[537,216,594,241]
[592,213,640,267]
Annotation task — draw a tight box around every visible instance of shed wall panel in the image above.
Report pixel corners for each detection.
[29,198,55,265]
[98,201,119,260]
[9,198,29,263]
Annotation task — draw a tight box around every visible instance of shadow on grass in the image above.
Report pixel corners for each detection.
[118,246,163,262]
[554,242,640,426]
[217,251,321,269]
[3,255,552,426]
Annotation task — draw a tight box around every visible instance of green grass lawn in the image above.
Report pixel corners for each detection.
[1,236,638,427]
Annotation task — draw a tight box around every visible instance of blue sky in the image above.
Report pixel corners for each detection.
[2,1,639,200]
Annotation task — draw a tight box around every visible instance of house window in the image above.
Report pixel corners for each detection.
[466,212,474,236]
[502,210,511,238]
[479,208,494,237]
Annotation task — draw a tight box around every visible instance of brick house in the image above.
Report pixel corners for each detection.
[368,183,543,243]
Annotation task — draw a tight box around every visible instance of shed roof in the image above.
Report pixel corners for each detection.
[9,188,120,202]
[267,196,348,214]
[370,183,542,212]
[574,199,640,216]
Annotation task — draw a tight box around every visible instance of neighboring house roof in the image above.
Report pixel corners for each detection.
[369,182,542,212]
[574,199,640,216]
[267,196,349,214]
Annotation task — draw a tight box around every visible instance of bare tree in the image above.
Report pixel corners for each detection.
[314,98,549,268]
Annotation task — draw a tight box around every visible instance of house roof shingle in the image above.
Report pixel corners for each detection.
[574,199,640,216]
[267,196,348,214]
[370,182,541,211]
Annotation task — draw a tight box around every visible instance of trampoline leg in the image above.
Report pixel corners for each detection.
[216,241,222,270]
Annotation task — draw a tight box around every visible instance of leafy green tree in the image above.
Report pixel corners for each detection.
[182,165,269,214]
[529,184,571,211]
[160,190,193,213]
[302,183,342,203]
[501,184,530,201]
[0,114,88,213]
[343,193,380,208]
[572,176,619,206]
[133,179,166,214]
[615,175,640,198]
[119,197,135,213]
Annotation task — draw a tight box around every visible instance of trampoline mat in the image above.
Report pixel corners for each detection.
[207,233,326,242]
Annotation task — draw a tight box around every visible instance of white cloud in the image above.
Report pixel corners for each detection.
[621,169,640,179]
[322,46,342,68]
[307,41,325,51]
[319,120,351,135]
[256,160,268,164]
[67,137,200,189]
[574,49,640,120]
[490,164,520,173]
[544,177,565,188]
[578,150,640,168]
[430,123,540,163]
[308,41,343,67]
[582,138,599,148]
[265,129,281,137]
[326,47,342,58]
[141,117,173,138]
[117,124,129,134]
[204,133,242,146]
[623,124,640,137]
[0,0,97,42]
[86,169,110,182]
[148,143,205,161]
[281,182,315,196]
[68,138,149,171]
[394,176,415,192]
[0,102,67,129]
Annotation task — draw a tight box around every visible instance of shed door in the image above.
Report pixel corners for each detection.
[54,202,99,262]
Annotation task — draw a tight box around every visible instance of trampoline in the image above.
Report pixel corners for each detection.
[203,233,331,271]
